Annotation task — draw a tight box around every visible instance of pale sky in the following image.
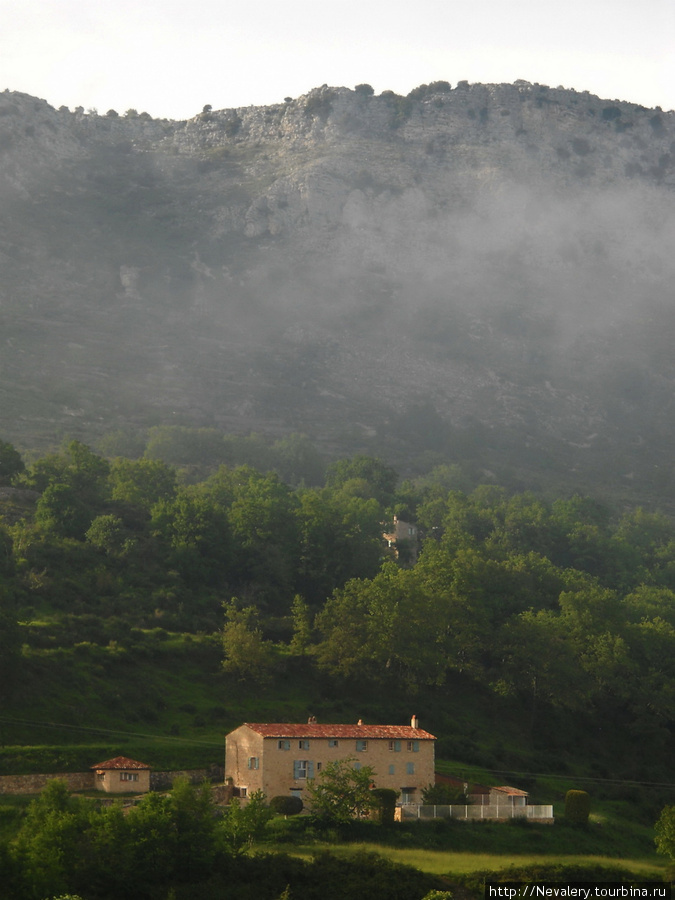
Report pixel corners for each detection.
[2,0,674,119]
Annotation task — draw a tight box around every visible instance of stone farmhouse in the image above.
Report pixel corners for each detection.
[225,716,435,805]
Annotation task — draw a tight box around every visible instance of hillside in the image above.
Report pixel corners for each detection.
[1,82,675,505]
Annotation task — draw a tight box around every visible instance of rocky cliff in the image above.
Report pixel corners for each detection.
[1,82,674,501]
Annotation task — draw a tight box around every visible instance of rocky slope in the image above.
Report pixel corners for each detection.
[1,81,675,501]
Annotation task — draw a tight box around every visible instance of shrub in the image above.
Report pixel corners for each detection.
[650,114,664,135]
[304,92,334,121]
[564,790,590,826]
[355,84,374,96]
[407,84,429,101]
[270,795,304,817]
[371,788,398,825]
[428,81,452,93]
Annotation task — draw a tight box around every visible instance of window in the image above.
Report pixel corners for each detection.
[120,772,139,782]
[240,787,248,798]
[317,762,322,772]
[328,739,339,748]
[278,740,291,750]
[356,739,368,752]
[97,773,105,781]
[247,757,259,770]
[406,762,415,775]
[293,760,314,779]
[406,740,419,752]
[290,789,302,799]
[298,740,310,750]
[388,765,395,775]
[388,740,401,752]
[354,762,361,771]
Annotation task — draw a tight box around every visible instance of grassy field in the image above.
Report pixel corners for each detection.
[259,843,667,878]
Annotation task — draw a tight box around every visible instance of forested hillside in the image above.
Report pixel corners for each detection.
[2,431,675,789]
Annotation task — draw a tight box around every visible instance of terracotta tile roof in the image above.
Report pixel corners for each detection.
[243,723,436,740]
[492,785,529,796]
[90,756,151,771]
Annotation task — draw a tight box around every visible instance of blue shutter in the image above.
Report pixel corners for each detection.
[293,760,301,779]
[307,761,315,779]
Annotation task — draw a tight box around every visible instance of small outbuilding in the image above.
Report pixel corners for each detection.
[91,756,151,794]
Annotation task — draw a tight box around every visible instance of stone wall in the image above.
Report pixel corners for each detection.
[0,766,224,796]
[0,771,94,795]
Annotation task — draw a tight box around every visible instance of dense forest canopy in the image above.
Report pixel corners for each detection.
[2,430,675,783]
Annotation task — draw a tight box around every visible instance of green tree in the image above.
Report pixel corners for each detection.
[109,456,177,508]
[85,514,127,555]
[166,777,219,882]
[19,440,108,501]
[296,486,384,605]
[227,468,300,610]
[305,757,377,824]
[151,490,231,583]
[316,564,448,688]
[221,790,272,852]
[0,439,24,485]
[325,455,398,506]
[222,600,275,682]
[34,483,91,539]
[11,780,92,899]
[655,805,675,859]
[289,594,313,655]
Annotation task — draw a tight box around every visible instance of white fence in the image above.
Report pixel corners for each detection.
[399,804,554,821]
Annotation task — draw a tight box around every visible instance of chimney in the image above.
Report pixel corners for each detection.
[357,718,363,726]
[411,715,419,730]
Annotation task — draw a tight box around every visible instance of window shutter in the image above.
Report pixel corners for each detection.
[293,760,301,779]
[307,761,315,779]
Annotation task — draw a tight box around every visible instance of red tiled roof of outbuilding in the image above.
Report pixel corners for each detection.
[492,785,529,796]
[90,756,150,770]
[243,723,436,740]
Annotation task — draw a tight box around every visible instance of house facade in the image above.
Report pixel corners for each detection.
[90,756,151,794]
[225,716,435,805]
[383,517,418,565]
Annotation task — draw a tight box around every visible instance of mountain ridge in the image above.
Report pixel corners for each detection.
[1,81,675,504]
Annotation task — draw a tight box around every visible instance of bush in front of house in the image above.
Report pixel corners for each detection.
[564,789,590,825]
[270,795,304,817]
[371,788,399,825]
